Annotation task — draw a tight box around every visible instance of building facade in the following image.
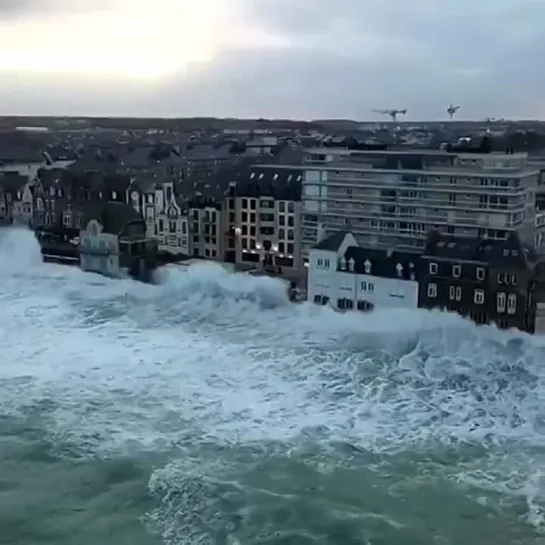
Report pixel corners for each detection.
[309,229,540,332]
[300,147,538,258]
[227,165,303,273]
[0,172,34,225]
[418,230,537,331]
[307,231,421,311]
[79,202,157,281]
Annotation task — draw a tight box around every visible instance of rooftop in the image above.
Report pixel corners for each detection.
[304,147,529,160]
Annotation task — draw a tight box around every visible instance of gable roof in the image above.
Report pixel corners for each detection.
[312,230,349,251]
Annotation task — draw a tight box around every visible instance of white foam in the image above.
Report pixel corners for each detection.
[1,227,544,542]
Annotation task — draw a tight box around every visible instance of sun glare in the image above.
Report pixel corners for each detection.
[0,0,231,79]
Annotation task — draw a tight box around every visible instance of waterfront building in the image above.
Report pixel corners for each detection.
[79,202,157,281]
[300,147,538,258]
[227,165,303,274]
[418,230,537,332]
[307,231,421,312]
[308,229,539,332]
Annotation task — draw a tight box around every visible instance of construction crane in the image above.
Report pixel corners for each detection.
[372,108,407,122]
[447,104,460,120]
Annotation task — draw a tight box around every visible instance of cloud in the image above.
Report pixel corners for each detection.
[0,0,111,20]
[1,0,545,119]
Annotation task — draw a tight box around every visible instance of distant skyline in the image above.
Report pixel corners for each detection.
[2,0,545,120]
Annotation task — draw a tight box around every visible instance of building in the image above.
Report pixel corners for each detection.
[79,202,157,281]
[0,172,34,225]
[33,168,132,229]
[417,231,537,332]
[300,147,538,258]
[227,165,303,274]
[308,228,540,332]
[188,197,224,260]
[307,231,421,311]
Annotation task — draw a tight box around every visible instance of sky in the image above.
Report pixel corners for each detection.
[1,0,545,120]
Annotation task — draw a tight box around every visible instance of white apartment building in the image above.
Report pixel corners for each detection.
[301,148,539,257]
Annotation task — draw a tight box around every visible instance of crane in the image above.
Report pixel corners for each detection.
[372,108,407,122]
[447,104,460,120]
[447,104,460,119]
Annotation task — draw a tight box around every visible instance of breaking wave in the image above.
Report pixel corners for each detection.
[1,226,545,544]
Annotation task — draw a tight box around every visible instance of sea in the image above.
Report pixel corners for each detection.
[0,227,544,545]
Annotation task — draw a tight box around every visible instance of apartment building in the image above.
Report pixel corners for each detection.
[301,147,539,259]
[224,165,303,273]
[308,228,538,333]
[418,230,536,332]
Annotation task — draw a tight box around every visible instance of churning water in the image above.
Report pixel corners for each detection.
[1,227,545,544]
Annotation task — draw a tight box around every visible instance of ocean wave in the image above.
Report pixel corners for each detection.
[1,226,544,543]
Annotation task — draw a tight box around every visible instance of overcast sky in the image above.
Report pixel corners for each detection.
[1,0,544,120]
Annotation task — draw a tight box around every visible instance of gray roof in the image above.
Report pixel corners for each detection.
[312,231,350,251]
[0,172,28,193]
[236,165,303,200]
[424,230,535,267]
[342,245,421,279]
[84,202,143,235]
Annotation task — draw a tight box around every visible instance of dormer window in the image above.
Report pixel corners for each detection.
[452,265,461,278]
[340,257,347,269]
[429,262,438,275]
[348,258,355,271]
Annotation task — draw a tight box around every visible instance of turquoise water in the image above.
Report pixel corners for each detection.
[0,228,544,544]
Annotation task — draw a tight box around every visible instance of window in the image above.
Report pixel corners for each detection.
[474,289,484,305]
[112,190,117,200]
[507,293,517,315]
[449,286,455,300]
[63,214,72,227]
[497,273,504,284]
[429,263,438,275]
[427,283,437,298]
[279,201,285,212]
[337,298,354,310]
[497,292,506,313]
[455,287,462,301]
[316,258,330,269]
[476,267,485,281]
[242,199,248,209]
[357,300,373,312]
[452,265,461,278]
[360,281,374,292]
